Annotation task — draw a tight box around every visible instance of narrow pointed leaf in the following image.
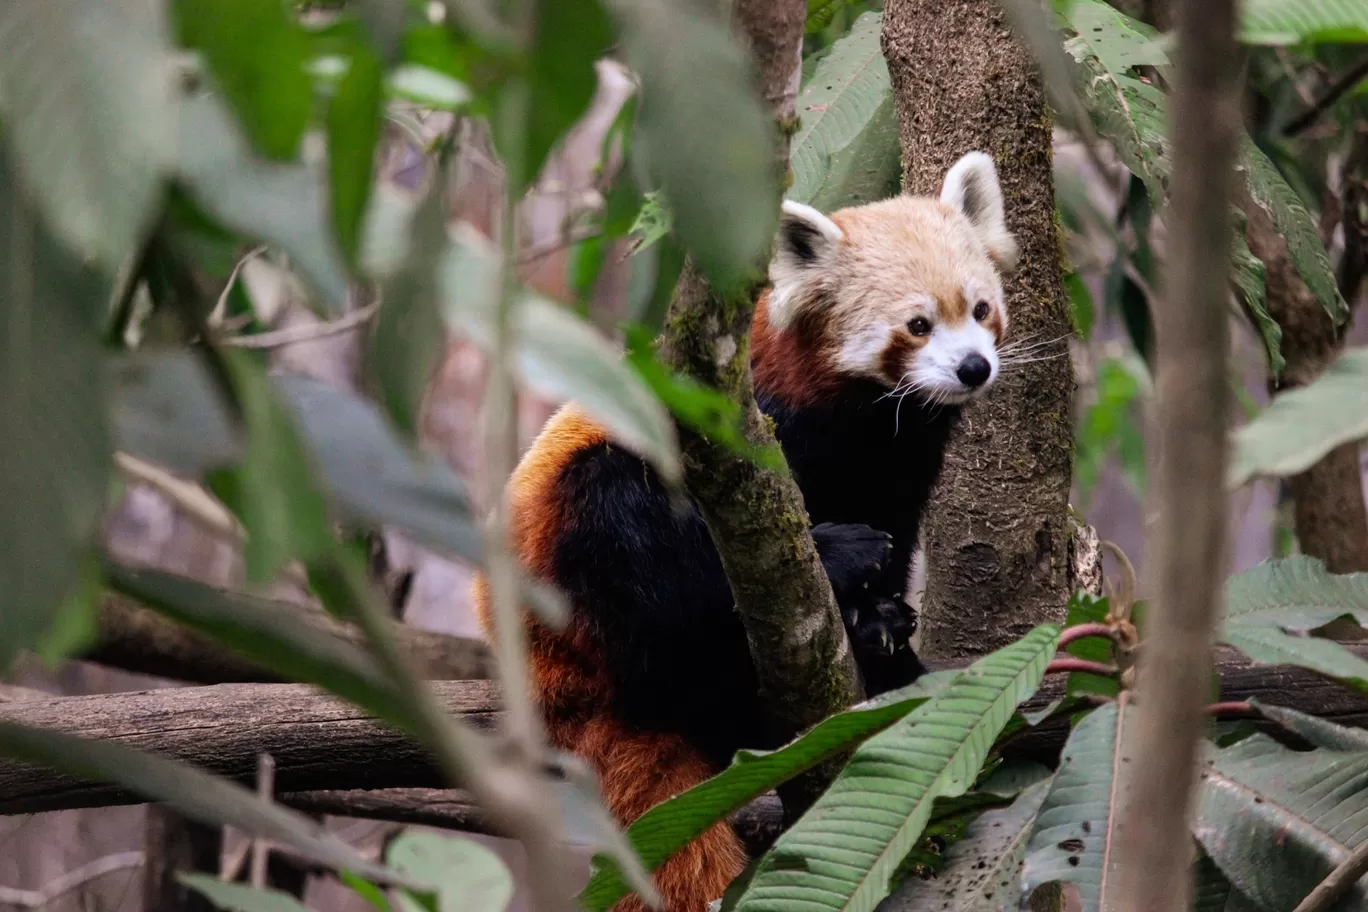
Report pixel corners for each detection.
[0,723,405,886]
[0,0,173,266]
[1021,702,1128,911]
[577,671,959,912]
[327,45,385,269]
[1229,348,1368,487]
[1222,625,1368,691]
[1195,734,1368,910]
[892,778,1051,911]
[788,12,900,211]
[1251,700,1368,751]
[734,626,1060,912]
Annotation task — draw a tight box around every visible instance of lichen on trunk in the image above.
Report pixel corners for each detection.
[881,0,1076,659]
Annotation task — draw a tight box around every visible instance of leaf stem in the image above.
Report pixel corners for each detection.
[1045,658,1118,677]
[1058,622,1115,648]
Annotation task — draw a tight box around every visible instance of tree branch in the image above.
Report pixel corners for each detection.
[1114,2,1242,908]
[658,0,861,769]
[1283,55,1368,138]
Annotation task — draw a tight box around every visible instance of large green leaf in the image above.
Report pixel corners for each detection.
[437,234,681,484]
[1239,0,1368,45]
[577,670,959,912]
[1020,702,1127,911]
[892,778,1052,911]
[1240,138,1349,326]
[111,351,485,566]
[733,626,1060,912]
[0,722,404,885]
[180,877,312,912]
[604,0,775,286]
[174,0,314,160]
[0,0,173,267]
[326,44,385,269]
[0,146,111,669]
[1195,734,1368,909]
[386,830,515,912]
[176,93,351,314]
[787,12,901,212]
[1229,348,1368,487]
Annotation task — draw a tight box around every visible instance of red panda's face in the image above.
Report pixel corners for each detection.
[766,152,1019,406]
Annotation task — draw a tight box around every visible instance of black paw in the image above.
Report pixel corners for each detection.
[811,522,893,600]
[846,594,925,695]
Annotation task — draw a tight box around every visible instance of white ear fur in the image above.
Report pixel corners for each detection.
[768,200,844,330]
[940,151,1019,273]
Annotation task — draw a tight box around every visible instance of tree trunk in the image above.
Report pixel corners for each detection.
[881,0,1075,659]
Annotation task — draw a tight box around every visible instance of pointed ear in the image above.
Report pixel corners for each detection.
[940,151,1019,273]
[769,200,844,330]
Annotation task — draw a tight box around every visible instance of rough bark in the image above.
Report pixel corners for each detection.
[87,591,495,683]
[659,0,862,751]
[1114,1,1242,909]
[5,652,1368,820]
[1243,192,1368,574]
[881,0,1075,659]
[143,806,221,912]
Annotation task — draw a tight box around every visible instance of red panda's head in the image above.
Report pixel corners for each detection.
[757,151,1018,407]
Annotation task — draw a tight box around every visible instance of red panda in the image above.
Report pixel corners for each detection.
[473,151,1018,912]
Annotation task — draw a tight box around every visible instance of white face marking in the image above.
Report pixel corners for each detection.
[911,290,1000,405]
[837,323,893,374]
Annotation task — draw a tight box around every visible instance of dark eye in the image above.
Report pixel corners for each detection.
[908,317,932,336]
[973,300,990,321]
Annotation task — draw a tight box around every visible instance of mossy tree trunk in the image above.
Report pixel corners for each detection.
[881,0,1076,659]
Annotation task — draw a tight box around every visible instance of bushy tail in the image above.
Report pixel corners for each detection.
[571,717,746,912]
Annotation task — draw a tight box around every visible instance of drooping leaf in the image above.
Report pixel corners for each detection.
[1194,734,1368,910]
[176,93,351,314]
[788,12,901,212]
[733,626,1060,912]
[387,830,514,912]
[370,165,450,436]
[1239,138,1349,327]
[1230,223,1284,375]
[180,876,313,912]
[0,146,112,670]
[437,232,681,484]
[0,0,173,266]
[1251,700,1368,751]
[0,723,404,885]
[891,779,1052,911]
[1239,0,1368,45]
[1229,348,1368,487]
[605,0,775,285]
[1021,702,1127,911]
[577,671,959,912]
[174,0,314,160]
[327,45,385,269]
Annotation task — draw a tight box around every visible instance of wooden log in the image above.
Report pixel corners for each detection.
[3,646,1367,824]
[86,593,495,684]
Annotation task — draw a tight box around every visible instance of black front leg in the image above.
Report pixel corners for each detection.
[811,523,927,696]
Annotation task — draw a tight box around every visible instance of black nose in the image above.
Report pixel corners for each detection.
[956,353,992,388]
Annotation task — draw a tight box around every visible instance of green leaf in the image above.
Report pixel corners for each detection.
[1230,223,1284,375]
[605,0,775,286]
[217,350,335,583]
[1192,851,1233,912]
[1063,593,1120,699]
[387,831,514,912]
[519,0,615,188]
[1239,138,1349,327]
[177,93,352,314]
[328,46,385,269]
[102,560,409,717]
[788,12,901,212]
[1222,626,1368,690]
[577,671,959,912]
[437,233,681,484]
[1194,734,1368,909]
[1021,702,1127,911]
[1251,699,1368,751]
[174,0,314,160]
[734,626,1060,912]
[0,722,405,885]
[0,0,174,266]
[0,147,111,670]
[1229,347,1368,487]
[891,779,1051,911]
[371,168,450,436]
[1239,0,1368,45]
[180,876,312,912]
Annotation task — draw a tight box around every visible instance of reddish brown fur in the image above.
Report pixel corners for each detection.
[473,406,744,911]
[751,291,848,406]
